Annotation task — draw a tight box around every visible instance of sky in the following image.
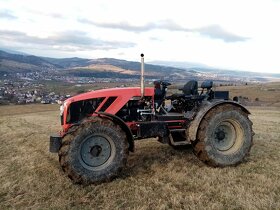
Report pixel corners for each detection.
[0,0,279,73]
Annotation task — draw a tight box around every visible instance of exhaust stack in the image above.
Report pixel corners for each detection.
[140,53,145,98]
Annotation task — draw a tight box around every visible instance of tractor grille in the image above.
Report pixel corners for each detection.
[99,97,117,112]
[66,97,105,124]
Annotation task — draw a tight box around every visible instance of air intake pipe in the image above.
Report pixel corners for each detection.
[140,53,145,98]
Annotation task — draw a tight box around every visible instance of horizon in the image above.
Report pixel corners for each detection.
[0,0,280,74]
[1,47,280,76]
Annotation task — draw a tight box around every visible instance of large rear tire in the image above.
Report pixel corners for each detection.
[192,104,253,167]
[58,117,128,185]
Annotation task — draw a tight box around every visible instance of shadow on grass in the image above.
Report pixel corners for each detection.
[120,141,196,179]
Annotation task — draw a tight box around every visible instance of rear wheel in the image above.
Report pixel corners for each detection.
[59,117,128,185]
[192,104,253,167]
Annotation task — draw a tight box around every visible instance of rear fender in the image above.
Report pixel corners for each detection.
[187,100,250,141]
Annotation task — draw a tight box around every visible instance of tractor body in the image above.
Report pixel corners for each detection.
[50,55,253,185]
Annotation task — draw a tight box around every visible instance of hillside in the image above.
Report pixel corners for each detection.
[150,61,280,82]
[42,57,92,68]
[0,50,61,74]
[0,50,187,79]
[216,82,280,106]
[0,104,279,209]
[0,49,279,82]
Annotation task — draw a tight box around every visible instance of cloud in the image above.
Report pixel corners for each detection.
[149,37,162,41]
[78,18,186,33]
[0,30,136,51]
[47,13,64,19]
[78,18,156,32]
[78,19,249,42]
[196,25,249,42]
[25,9,64,19]
[0,9,17,20]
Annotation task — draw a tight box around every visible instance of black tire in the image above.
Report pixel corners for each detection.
[58,117,128,185]
[192,104,253,167]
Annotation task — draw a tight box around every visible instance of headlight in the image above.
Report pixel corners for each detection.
[60,104,64,116]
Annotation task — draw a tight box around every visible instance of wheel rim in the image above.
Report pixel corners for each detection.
[79,134,115,171]
[212,119,244,154]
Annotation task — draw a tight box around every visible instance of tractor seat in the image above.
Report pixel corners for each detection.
[180,80,198,96]
[201,80,213,89]
[154,81,164,98]
[166,80,199,101]
[154,80,168,108]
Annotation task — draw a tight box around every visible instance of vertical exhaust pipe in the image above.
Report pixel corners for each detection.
[140,53,145,98]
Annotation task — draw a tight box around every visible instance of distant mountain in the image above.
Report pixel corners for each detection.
[62,58,190,79]
[42,57,92,68]
[0,49,279,82]
[149,60,212,69]
[0,50,188,79]
[42,56,187,74]
[0,48,29,55]
[149,60,280,81]
[88,58,187,74]
[0,50,61,74]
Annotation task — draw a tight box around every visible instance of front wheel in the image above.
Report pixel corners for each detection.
[58,117,128,185]
[192,104,253,167]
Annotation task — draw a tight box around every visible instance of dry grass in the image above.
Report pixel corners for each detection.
[0,104,280,209]
[215,82,280,106]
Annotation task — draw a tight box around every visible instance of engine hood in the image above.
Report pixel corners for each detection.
[65,87,155,104]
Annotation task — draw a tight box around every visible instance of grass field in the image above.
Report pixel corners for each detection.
[0,104,280,209]
[215,82,280,106]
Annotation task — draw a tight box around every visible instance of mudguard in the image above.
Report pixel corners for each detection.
[187,100,250,141]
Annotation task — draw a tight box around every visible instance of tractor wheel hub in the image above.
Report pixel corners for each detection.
[213,122,236,151]
[80,135,111,168]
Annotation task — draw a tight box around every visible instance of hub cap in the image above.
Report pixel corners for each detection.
[213,121,237,152]
[79,134,114,170]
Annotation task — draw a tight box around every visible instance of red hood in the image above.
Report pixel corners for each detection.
[61,87,155,133]
[65,87,155,104]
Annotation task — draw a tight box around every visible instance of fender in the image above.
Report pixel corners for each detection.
[96,112,135,152]
[187,100,250,141]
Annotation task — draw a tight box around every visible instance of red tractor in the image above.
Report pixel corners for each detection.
[50,54,253,185]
